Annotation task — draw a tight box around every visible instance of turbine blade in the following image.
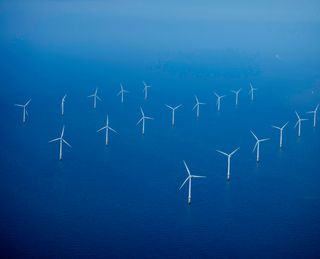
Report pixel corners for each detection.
[230,147,240,156]
[96,95,102,101]
[15,104,24,107]
[192,103,198,110]
[253,142,258,152]
[295,111,300,119]
[109,127,117,133]
[282,121,289,129]
[136,117,143,125]
[97,126,107,132]
[191,175,206,178]
[144,116,154,120]
[165,104,173,110]
[216,150,228,156]
[272,125,281,130]
[175,104,182,109]
[61,126,65,138]
[294,120,299,128]
[63,139,72,148]
[250,131,258,141]
[140,107,144,116]
[260,138,270,142]
[183,160,191,176]
[49,138,60,143]
[25,99,31,106]
[179,177,190,190]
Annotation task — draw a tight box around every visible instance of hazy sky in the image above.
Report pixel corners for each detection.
[1,1,320,60]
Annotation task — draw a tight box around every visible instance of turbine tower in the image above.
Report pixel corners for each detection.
[251,131,270,162]
[216,147,240,181]
[97,115,117,145]
[193,96,205,118]
[306,104,319,128]
[142,81,151,100]
[295,111,308,137]
[231,88,241,106]
[165,104,182,127]
[88,88,101,109]
[179,160,206,205]
[249,83,257,101]
[61,94,67,116]
[272,122,289,148]
[137,107,154,135]
[49,125,72,160]
[15,99,31,123]
[117,84,129,103]
[214,92,226,111]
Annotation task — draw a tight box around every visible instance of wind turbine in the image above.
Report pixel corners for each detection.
[272,122,289,148]
[216,147,240,181]
[61,94,67,116]
[231,88,241,106]
[88,88,101,109]
[294,111,308,137]
[97,115,117,145]
[251,131,270,162]
[15,99,31,123]
[214,92,226,111]
[137,107,153,135]
[49,125,71,160]
[249,83,257,101]
[193,96,206,118]
[165,104,182,126]
[306,104,319,128]
[179,160,206,205]
[142,81,151,100]
[117,84,129,103]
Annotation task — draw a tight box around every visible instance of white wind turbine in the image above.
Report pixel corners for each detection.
[117,84,129,103]
[61,94,67,116]
[249,83,257,101]
[214,92,226,111]
[137,107,154,135]
[97,115,117,145]
[193,96,206,118]
[179,160,206,205]
[165,104,182,126]
[142,81,151,100]
[88,88,101,109]
[49,125,72,160]
[294,111,308,137]
[216,147,240,181]
[251,131,270,162]
[272,122,289,148]
[231,88,241,106]
[15,99,31,123]
[306,104,319,128]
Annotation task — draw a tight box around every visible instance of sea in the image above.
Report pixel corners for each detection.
[1,2,320,258]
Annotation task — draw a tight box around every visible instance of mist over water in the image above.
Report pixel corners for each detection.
[1,1,320,258]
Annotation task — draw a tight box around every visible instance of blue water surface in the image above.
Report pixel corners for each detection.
[1,1,320,258]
